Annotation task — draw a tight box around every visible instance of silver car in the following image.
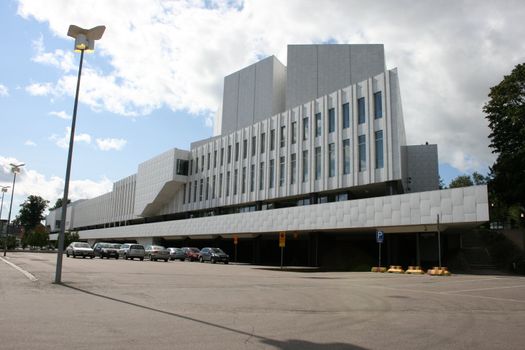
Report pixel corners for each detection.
[119,243,145,261]
[66,242,95,259]
[167,247,186,261]
[145,245,170,262]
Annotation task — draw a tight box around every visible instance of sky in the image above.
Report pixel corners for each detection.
[1,0,524,220]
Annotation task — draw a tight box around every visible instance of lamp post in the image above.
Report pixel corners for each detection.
[5,164,24,256]
[55,25,105,284]
[0,186,10,241]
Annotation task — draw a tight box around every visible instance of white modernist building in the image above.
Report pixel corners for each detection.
[47,44,489,268]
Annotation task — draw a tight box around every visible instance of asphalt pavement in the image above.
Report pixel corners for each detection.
[1,252,525,350]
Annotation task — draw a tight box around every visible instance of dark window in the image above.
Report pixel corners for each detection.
[226,171,230,196]
[213,150,217,168]
[193,180,197,202]
[220,148,224,166]
[212,175,216,199]
[242,167,246,193]
[358,97,365,124]
[176,159,188,175]
[207,153,210,170]
[315,112,322,137]
[279,156,285,186]
[374,91,382,119]
[280,126,286,148]
[375,130,384,168]
[358,135,366,171]
[302,150,309,182]
[195,158,199,174]
[250,164,255,192]
[259,162,265,190]
[291,122,297,144]
[227,145,231,163]
[233,169,238,195]
[315,146,322,180]
[243,139,247,159]
[328,108,335,133]
[251,136,256,157]
[329,143,335,177]
[290,153,296,185]
[183,184,186,204]
[343,139,351,175]
[235,142,239,162]
[269,159,275,188]
[270,129,275,151]
[199,179,203,201]
[303,117,309,140]
[187,182,192,203]
[260,133,266,154]
[189,159,193,176]
[219,173,223,197]
[342,103,350,129]
[205,177,209,200]
[201,155,204,172]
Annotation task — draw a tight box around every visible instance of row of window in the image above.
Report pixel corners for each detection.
[183,131,384,205]
[189,93,383,176]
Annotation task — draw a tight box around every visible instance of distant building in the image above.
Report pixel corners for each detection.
[48,44,488,268]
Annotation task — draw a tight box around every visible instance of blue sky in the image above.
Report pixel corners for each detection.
[1,0,524,218]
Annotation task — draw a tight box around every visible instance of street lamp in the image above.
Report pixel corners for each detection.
[4,163,24,256]
[0,186,10,239]
[55,25,105,284]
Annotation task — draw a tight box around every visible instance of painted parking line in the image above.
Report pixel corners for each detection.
[0,256,38,282]
[363,284,525,304]
[446,284,525,294]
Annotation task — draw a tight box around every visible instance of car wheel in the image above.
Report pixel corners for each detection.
[164,259,168,262]
[124,254,128,260]
[90,256,94,259]
[225,261,229,264]
[66,252,69,257]
[180,258,185,262]
[115,256,119,260]
[140,257,144,261]
[211,258,216,264]
[199,257,204,263]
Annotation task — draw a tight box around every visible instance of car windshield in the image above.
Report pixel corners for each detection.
[211,248,224,254]
[130,245,144,250]
[75,243,90,248]
[110,244,121,248]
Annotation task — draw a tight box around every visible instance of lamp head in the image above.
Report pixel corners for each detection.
[1,186,9,193]
[67,25,106,52]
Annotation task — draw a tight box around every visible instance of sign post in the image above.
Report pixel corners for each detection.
[376,230,384,269]
[279,232,286,270]
[233,235,238,263]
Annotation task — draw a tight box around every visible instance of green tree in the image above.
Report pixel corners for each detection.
[472,171,489,185]
[24,224,49,249]
[64,231,80,247]
[449,175,474,188]
[17,195,49,232]
[484,63,525,207]
[50,198,71,210]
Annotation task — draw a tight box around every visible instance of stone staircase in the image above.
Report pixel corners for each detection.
[461,231,498,271]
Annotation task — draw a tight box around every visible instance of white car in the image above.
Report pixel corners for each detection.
[66,242,95,259]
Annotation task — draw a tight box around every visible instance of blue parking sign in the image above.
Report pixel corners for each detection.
[376,231,384,243]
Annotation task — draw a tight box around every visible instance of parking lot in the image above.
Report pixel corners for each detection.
[1,252,525,350]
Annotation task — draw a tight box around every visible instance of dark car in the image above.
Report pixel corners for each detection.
[93,242,121,259]
[199,247,229,264]
[167,247,186,261]
[181,247,201,261]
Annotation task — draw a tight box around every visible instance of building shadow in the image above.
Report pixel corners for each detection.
[59,283,368,349]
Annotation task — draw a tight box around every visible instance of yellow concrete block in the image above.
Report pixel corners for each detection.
[387,265,405,273]
[371,266,387,273]
[406,266,425,274]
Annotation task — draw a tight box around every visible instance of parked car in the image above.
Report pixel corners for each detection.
[199,247,229,264]
[182,247,201,261]
[119,243,145,261]
[167,247,186,261]
[93,242,121,259]
[145,245,170,262]
[66,242,95,259]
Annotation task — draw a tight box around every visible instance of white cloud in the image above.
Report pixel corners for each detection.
[96,138,127,151]
[0,83,8,96]
[32,35,75,72]
[0,156,113,216]
[25,82,53,96]
[49,110,71,120]
[17,0,525,175]
[49,127,91,149]
[24,140,37,147]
